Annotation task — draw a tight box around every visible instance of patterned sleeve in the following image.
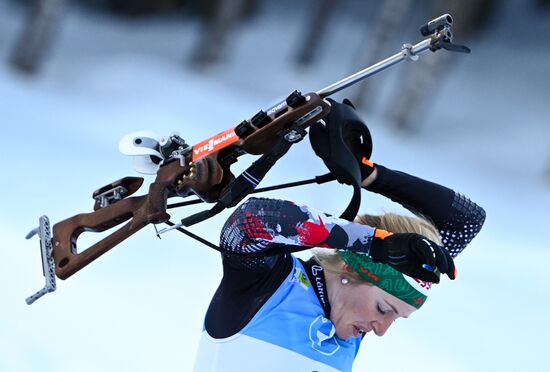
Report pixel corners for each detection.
[219,197,377,270]
[436,192,486,257]
[366,165,486,258]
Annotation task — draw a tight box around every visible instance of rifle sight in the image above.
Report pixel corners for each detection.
[420,14,453,37]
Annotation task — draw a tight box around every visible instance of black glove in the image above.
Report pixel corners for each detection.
[370,232,456,283]
[309,98,374,221]
[324,98,375,181]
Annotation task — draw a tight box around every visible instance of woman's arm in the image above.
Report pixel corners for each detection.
[220,197,376,257]
[316,99,485,258]
[221,194,457,283]
[364,164,486,257]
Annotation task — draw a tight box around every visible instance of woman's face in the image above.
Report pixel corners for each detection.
[328,277,417,340]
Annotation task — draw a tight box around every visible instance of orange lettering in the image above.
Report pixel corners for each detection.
[192,128,238,161]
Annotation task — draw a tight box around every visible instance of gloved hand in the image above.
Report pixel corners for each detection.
[324,98,376,182]
[370,231,456,283]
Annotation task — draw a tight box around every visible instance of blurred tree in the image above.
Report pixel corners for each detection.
[294,0,341,66]
[350,0,497,132]
[8,0,189,74]
[292,0,497,132]
[9,0,65,74]
[188,0,259,68]
[94,0,186,16]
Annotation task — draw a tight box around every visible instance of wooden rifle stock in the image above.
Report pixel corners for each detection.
[53,194,151,280]
[52,156,219,279]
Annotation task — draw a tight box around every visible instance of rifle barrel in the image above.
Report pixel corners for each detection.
[317,38,433,98]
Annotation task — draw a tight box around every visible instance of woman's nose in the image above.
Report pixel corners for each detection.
[372,317,394,336]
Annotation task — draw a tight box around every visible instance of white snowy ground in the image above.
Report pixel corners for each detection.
[0,1,549,371]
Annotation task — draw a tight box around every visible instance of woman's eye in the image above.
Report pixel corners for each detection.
[377,305,388,315]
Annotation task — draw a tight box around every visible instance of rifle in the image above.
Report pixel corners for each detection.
[25,14,469,305]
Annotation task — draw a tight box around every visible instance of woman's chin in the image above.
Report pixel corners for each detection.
[335,324,354,340]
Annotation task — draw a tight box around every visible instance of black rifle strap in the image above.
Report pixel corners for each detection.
[164,173,337,253]
[178,123,308,228]
[166,173,335,210]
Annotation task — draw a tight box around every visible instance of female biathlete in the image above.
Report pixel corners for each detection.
[193,100,486,372]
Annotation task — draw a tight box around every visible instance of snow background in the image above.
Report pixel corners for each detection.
[0,1,549,371]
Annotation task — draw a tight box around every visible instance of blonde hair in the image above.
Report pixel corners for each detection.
[313,212,441,281]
